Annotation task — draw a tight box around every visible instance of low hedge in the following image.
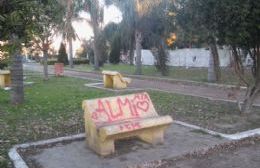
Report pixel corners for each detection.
[41,58,90,65]
[73,58,89,65]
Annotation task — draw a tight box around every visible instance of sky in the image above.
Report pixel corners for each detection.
[52,4,122,57]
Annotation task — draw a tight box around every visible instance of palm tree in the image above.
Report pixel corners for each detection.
[57,0,78,69]
[75,0,104,70]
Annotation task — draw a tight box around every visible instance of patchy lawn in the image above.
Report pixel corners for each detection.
[1,72,259,167]
[149,90,260,134]
[70,64,253,85]
[0,72,113,167]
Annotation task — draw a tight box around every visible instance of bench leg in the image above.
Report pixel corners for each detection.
[88,138,115,156]
[113,76,127,89]
[103,75,113,88]
[138,128,165,145]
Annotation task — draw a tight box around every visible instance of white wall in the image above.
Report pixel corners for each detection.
[134,48,232,67]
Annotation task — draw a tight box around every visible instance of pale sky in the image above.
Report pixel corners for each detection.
[52,4,122,57]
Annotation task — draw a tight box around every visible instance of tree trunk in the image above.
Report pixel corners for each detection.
[93,29,100,70]
[68,37,74,68]
[10,51,24,105]
[92,0,100,71]
[135,30,142,75]
[43,49,49,80]
[241,46,260,114]
[129,33,135,65]
[208,38,221,82]
[241,85,259,114]
[208,50,216,82]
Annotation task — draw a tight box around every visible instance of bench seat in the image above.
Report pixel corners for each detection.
[99,116,173,141]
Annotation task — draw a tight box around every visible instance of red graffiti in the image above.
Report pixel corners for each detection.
[119,121,141,131]
[91,93,151,124]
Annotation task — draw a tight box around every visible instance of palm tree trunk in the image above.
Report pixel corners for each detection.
[129,33,135,65]
[91,0,100,70]
[10,51,24,105]
[68,37,74,68]
[135,30,142,75]
[43,49,49,80]
[93,27,100,70]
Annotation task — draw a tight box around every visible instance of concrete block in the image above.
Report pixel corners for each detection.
[82,92,173,156]
[54,63,64,76]
[102,71,131,89]
[0,70,11,88]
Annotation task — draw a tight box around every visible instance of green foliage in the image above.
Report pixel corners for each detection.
[0,58,9,69]
[154,45,169,76]
[109,35,121,64]
[96,32,109,65]
[57,43,69,65]
[215,0,260,49]
[29,0,65,50]
[73,58,90,65]
[103,22,120,44]
[175,0,210,48]
[41,58,89,65]
[0,156,7,168]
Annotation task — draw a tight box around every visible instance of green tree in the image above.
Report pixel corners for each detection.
[215,0,260,114]
[30,0,65,80]
[0,0,42,104]
[176,0,221,82]
[75,0,104,70]
[57,43,69,65]
[138,0,176,75]
[106,0,147,74]
[103,22,121,64]
[57,0,79,69]
[109,34,121,64]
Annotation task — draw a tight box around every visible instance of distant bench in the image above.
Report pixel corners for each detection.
[0,70,11,88]
[102,71,131,89]
[82,92,173,156]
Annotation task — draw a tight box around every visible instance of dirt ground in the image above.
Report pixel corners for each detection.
[133,136,260,168]
[18,124,227,168]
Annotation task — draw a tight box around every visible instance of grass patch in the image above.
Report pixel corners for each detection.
[0,72,115,167]
[70,64,253,85]
[148,90,260,134]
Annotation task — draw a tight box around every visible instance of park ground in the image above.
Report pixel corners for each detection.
[0,64,259,167]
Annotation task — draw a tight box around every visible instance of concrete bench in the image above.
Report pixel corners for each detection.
[82,92,173,156]
[102,70,131,89]
[0,70,11,88]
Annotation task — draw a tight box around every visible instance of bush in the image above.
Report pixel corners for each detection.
[152,46,169,76]
[0,59,9,69]
[42,58,89,65]
[57,43,69,65]
[109,35,121,64]
[73,58,89,65]
[0,156,7,168]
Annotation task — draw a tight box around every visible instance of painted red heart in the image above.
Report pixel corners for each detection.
[136,101,149,112]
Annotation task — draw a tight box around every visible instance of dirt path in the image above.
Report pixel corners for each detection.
[24,63,260,105]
